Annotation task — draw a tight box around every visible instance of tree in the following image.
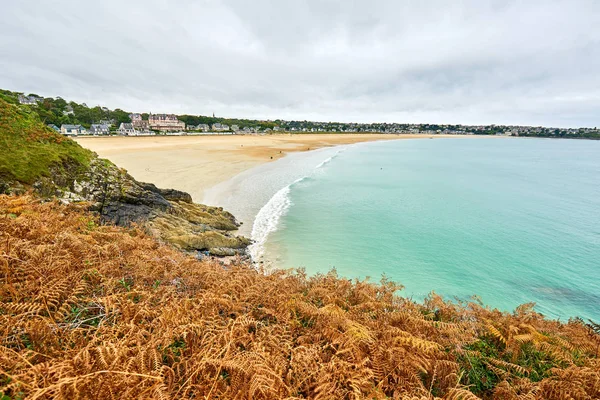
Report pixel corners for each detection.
[111,109,131,125]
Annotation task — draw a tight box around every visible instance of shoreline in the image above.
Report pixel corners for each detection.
[225,137,600,322]
[73,133,599,321]
[204,144,350,239]
[75,133,491,203]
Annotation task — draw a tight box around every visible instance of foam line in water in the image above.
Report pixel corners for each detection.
[315,148,346,170]
[248,179,296,261]
[248,147,346,262]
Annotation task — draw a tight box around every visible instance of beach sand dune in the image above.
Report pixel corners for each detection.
[76,133,443,202]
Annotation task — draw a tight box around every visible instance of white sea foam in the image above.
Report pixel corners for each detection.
[248,147,346,262]
[319,147,347,169]
[247,179,297,261]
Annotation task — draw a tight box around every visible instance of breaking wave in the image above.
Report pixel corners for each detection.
[248,147,346,262]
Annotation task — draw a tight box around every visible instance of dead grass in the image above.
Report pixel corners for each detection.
[0,195,598,399]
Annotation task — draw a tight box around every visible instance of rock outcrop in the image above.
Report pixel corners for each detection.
[0,97,248,256]
[67,159,249,255]
[6,158,249,256]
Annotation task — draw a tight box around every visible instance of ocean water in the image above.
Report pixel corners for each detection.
[208,137,600,321]
[203,146,344,238]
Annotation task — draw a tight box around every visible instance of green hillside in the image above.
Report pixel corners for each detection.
[0,98,93,185]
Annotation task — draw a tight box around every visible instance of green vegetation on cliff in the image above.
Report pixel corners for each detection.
[0,98,93,184]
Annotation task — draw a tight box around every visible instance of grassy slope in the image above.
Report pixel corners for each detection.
[0,98,92,184]
[0,196,598,399]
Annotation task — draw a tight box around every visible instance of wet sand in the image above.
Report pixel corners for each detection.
[76,133,468,202]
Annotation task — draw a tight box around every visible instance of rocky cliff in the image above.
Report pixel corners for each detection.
[0,98,249,256]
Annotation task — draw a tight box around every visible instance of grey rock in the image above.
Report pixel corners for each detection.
[20,156,249,256]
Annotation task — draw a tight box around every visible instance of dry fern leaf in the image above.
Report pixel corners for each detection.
[484,321,507,345]
[394,335,443,355]
[444,388,481,400]
[486,358,529,376]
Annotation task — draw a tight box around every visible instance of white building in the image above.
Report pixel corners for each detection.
[118,123,136,135]
[212,123,230,132]
[130,113,150,130]
[18,94,40,105]
[63,105,74,115]
[60,124,86,136]
[99,119,115,127]
[89,124,110,135]
[148,114,185,132]
[242,127,257,134]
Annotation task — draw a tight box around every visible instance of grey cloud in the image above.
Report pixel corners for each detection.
[1,0,599,127]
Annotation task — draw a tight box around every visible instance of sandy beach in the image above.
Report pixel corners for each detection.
[76,133,449,202]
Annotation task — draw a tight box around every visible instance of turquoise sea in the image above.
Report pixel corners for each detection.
[207,138,600,321]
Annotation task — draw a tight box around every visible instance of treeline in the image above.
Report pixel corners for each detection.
[178,114,280,131]
[519,130,600,139]
[2,88,599,138]
[0,89,131,129]
[0,89,281,132]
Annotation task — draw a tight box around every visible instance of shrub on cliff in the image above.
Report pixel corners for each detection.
[0,98,93,186]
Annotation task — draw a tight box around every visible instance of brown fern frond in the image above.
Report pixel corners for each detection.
[485,321,507,345]
[444,388,481,400]
[486,358,529,376]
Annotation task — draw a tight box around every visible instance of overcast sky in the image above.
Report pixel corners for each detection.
[1,1,599,127]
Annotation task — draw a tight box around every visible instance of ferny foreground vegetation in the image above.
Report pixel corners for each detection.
[0,196,599,399]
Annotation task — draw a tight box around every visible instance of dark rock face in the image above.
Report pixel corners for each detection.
[61,159,171,226]
[139,182,193,203]
[98,201,155,226]
[0,178,25,195]
[0,179,11,195]
[27,158,249,256]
